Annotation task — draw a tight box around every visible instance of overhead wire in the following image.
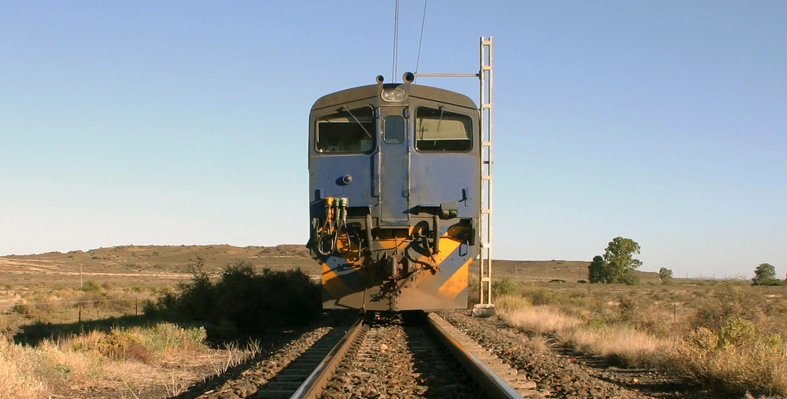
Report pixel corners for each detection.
[392,0,400,82]
[415,0,428,74]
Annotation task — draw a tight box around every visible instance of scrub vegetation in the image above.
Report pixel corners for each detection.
[3,245,785,397]
[145,257,322,335]
[493,279,787,396]
[0,246,321,398]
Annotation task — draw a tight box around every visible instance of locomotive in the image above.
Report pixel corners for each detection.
[307,72,481,312]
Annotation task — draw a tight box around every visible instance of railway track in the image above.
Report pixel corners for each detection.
[251,311,535,399]
[185,311,687,399]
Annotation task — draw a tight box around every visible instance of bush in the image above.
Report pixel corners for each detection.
[693,286,767,333]
[659,267,673,284]
[674,318,787,395]
[97,328,153,363]
[147,260,321,333]
[492,277,518,296]
[496,294,531,312]
[621,270,641,286]
[752,279,785,287]
[522,287,557,306]
[81,280,102,292]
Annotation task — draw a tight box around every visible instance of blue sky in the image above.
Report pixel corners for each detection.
[1,1,785,279]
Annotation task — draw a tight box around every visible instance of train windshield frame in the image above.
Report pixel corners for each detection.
[414,106,473,152]
[316,106,376,153]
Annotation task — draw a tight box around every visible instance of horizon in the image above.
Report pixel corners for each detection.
[0,242,772,281]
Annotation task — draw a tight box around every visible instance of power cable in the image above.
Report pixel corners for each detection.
[391,0,400,82]
[415,0,428,74]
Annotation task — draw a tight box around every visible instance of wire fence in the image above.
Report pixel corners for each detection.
[1,296,151,324]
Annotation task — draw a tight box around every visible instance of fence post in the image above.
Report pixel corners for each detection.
[78,303,82,323]
[135,298,138,316]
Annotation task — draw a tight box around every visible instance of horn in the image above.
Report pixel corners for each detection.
[402,72,415,83]
[375,75,385,84]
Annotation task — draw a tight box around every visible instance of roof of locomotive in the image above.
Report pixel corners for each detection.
[311,83,478,112]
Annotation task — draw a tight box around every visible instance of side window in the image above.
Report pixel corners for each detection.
[415,106,472,151]
[316,107,375,153]
[384,116,404,144]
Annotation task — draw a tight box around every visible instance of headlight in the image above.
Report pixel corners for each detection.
[381,87,407,102]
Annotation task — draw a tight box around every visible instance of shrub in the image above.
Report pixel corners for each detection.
[693,286,767,333]
[10,303,54,323]
[97,328,152,363]
[0,314,25,339]
[672,318,787,395]
[10,304,35,317]
[147,261,321,333]
[492,277,518,296]
[522,287,556,306]
[659,267,673,284]
[496,294,530,312]
[621,270,641,286]
[81,280,102,293]
[142,323,207,353]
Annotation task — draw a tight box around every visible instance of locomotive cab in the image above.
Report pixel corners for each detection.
[308,77,480,312]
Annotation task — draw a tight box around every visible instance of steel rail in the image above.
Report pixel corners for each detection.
[425,314,522,399]
[290,318,364,399]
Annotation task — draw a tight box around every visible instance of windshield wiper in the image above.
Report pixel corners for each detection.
[435,105,444,136]
[340,106,373,138]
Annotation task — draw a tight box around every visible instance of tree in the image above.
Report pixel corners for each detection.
[658,267,673,284]
[588,255,609,283]
[620,270,641,285]
[752,263,777,285]
[602,237,642,284]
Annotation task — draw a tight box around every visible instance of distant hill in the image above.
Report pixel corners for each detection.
[0,245,660,286]
[489,260,660,284]
[0,244,316,279]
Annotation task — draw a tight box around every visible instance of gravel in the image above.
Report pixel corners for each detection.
[321,313,486,399]
[438,310,737,399]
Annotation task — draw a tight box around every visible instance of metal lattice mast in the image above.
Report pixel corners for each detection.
[479,37,494,306]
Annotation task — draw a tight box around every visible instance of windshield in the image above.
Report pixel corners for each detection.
[415,106,472,151]
[316,107,375,153]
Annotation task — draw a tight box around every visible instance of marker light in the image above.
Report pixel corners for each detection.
[381,87,407,102]
[342,174,353,184]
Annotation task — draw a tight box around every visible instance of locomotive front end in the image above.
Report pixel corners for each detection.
[308,79,480,312]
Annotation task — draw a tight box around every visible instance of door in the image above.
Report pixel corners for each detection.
[379,108,409,224]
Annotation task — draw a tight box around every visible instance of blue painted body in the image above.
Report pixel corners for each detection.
[308,82,481,311]
[309,111,479,223]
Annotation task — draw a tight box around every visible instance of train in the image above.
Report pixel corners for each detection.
[307,72,481,312]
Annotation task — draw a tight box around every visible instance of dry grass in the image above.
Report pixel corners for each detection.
[667,320,787,395]
[496,281,787,396]
[497,301,582,335]
[0,322,265,398]
[497,299,668,367]
[563,325,668,367]
[0,338,48,399]
[0,245,319,398]
[522,334,550,353]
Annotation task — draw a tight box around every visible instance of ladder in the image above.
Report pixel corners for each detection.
[478,36,494,309]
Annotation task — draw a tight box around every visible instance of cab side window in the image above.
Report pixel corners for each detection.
[415,107,472,151]
[316,107,375,153]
